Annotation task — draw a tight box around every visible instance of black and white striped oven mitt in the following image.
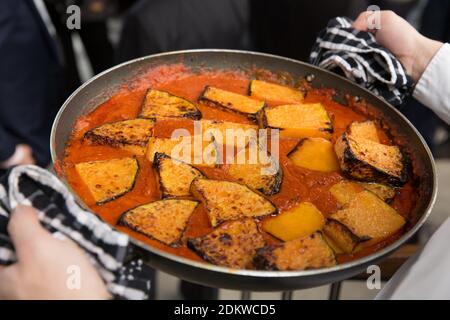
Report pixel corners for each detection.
[310,17,413,106]
[0,165,152,300]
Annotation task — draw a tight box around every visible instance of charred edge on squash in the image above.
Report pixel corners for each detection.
[341,133,408,187]
[326,219,370,250]
[117,200,200,248]
[95,156,140,206]
[152,152,204,199]
[83,123,150,147]
[198,85,265,122]
[139,88,202,120]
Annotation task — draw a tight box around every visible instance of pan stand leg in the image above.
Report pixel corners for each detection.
[241,291,251,300]
[281,291,293,300]
[328,281,342,300]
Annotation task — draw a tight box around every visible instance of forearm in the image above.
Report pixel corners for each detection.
[413,43,450,125]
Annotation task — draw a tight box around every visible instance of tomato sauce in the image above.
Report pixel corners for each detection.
[63,64,417,265]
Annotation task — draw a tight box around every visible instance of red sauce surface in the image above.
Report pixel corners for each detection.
[63,64,417,265]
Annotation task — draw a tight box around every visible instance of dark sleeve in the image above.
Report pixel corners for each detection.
[0,127,16,162]
[0,1,17,161]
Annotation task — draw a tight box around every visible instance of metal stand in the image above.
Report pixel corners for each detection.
[241,291,251,300]
[328,281,342,300]
[281,291,293,300]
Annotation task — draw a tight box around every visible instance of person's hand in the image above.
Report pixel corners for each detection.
[0,205,111,300]
[353,10,443,82]
[0,144,36,169]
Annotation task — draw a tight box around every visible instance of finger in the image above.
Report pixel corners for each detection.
[0,265,19,300]
[352,11,372,31]
[8,205,50,261]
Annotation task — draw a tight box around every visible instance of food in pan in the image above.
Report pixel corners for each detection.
[75,157,139,204]
[254,232,336,271]
[188,218,265,269]
[323,191,406,253]
[146,136,219,167]
[64,65,417,272]
[140,89,202,120]
[153,152,204,198]
[262,202,325,241]
[199,86,266,118]
[330,180,396,204]
[258,103,333,139]
[200,119,258,146]
[288,137,340,172]
[190,178,277,227]
[226,143,282,196]
[119,199,198,246]
[335,121,406,186]
[84,119,155,155]
[249,79,305,104]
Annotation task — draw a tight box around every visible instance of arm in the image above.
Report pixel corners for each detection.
[353,11,449,125]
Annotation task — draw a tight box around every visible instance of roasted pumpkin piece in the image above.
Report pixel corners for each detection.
[348,121,380,142]
[254,232,336,271]
[249,80,305,104]
[201,120,258,147]
[84,119,155,155]
[199,86,265,117]
[153,152,204,198]
[226,142,282,196]
[263,202,325,241]
[190,178,277,226]
[329,180,365,206]
[75,157,139,204]
[330,180,397,205]
[288,138,340,172]
[334,128,406,186]
[146,136,219,167]
[259,103,333,139]
[323,191,406,253]
[188,218,265,269]
[140,89,201,120]
[119,199,198,246]
[359,182,397,202]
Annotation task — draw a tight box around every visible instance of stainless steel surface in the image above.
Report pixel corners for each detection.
[50,49,437,292]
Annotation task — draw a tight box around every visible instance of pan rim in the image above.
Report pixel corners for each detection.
[50,48,438,279]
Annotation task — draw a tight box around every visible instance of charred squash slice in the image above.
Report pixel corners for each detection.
[323,191,406,253]
[84,119,155,155]
[201,120,258,147]
[334,122,406,186]
[258,103,333,139]
[75,157,139,204]
[254,232,336,271]
[146,136,219,167]
[262,202,325,241]
[153,152,204,198]
[199,86,265,118]
[348,121,380,142]
[140,89,201,120]
[330,180,397,205]
[226,142,282,196]
[188,218,265,269]
[119,199,198,246]
[288,137,340,172]
[249,80,305,104]
[190,178,277,226]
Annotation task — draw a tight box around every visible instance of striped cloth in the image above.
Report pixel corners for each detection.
[310,17,413,106]
[0,165,152,300]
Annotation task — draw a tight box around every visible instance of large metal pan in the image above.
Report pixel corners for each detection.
[51,50,437,291]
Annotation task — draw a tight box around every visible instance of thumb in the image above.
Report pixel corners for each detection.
[7,205,50,261]
[353,11,371,31]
